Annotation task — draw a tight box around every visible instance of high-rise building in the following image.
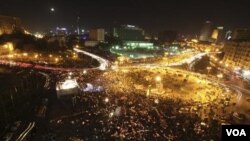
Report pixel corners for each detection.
[89,28,105,41]
[223,29,250,71]
[113,24,144,40]
[223,41,250,69]
[211,26,224,44]
[223,31,250,80]
[232,28,250,40]
[199,21,213,42]
[0,15,24,35]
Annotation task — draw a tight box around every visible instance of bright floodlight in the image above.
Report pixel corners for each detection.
[59,79,78,90]
[105,97,109,103]
[99,64,107,70]
[155,76,162,82]
[109,112,114,118]
[50,7,55,12]
[83,70,87,74]
[242,70,250,80]
[217,74,223,78]
[154,99,159,104]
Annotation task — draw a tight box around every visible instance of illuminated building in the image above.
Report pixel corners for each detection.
[121,41,154,49]
[0,15,24,35]
[111,24,159,58]
[111,41,155,51]
[113,24,145,40]
[211,26,224,44]
[223,41,250,68]
[89,28,105,41]
[112,24,153,49]
[56,79,79,98]
[223,29,250,71]
[199,21,213,42]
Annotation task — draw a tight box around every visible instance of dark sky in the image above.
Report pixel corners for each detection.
[0,0,250,35]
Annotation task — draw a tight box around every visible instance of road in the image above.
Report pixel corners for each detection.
[73,48,110,70]
[0,48,110,72]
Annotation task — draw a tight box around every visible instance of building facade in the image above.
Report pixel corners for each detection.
[113,25,145,40]
[223,41,250,69]
[211,26,224,44]
[199,21,213,42]
[89,28,105,41]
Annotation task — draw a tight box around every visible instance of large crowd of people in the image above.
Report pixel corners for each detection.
[39,67,240,141]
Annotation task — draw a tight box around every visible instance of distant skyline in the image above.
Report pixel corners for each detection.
[0,0,250,35]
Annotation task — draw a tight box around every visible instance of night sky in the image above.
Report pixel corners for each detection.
[0,0,250,35]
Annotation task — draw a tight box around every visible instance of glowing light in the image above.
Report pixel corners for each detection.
[104,97,109,103]
[24,30,31,35]
[154,99,159,104]
[59,79,78,90]
[8,54,14,58]
[111,65,118,70]
[8,43,14,51]
[3,42,14,51]
[34,54,38,58]
[34,33,44,38]
[242,70,250,79]
[217,74,223,78]
[50,7,55,12]
[109,112,114,117]
[191,39,198,43]
[155,76,162,82]
[23,53,28,56]
[83,70,87,74]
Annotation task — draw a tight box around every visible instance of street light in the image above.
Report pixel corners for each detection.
[23,53,28,56]
[83,70,87,74]
[55,58,59,62]
[50,7,55,12]
[34,54,38,59]
[104,97,109,103]
[155,76,162,82]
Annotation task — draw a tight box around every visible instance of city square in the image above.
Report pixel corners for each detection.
[1,0,250,141]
